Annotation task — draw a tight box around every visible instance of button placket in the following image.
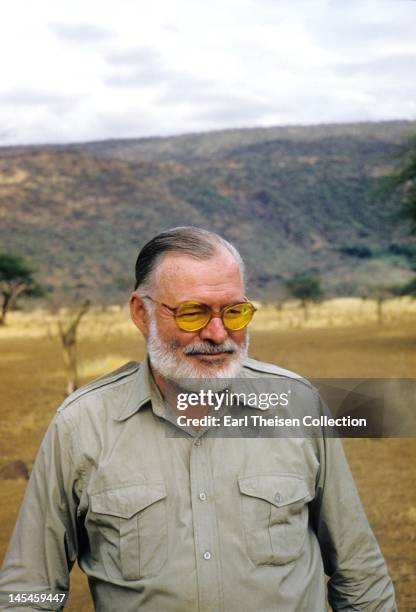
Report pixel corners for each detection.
[189,439,221,611]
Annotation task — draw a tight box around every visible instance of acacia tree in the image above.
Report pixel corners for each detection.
[285,272,323,321]
[0,253,43,325]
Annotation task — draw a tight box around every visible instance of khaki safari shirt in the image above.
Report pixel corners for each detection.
[0,358,396,611]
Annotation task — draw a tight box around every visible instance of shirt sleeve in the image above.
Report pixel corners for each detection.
[310,428,397,611]
[0,411,81,611]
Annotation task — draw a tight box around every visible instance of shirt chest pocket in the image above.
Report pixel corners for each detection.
[88,483,167,580]
[238,474,313,566]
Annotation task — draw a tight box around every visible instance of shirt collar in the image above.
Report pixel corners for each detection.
[114,356,270,422]
[114,357,156,421]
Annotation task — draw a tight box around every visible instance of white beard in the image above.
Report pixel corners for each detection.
[146,316,249,391]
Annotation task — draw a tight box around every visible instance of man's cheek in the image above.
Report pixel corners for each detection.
[232,331,246,348]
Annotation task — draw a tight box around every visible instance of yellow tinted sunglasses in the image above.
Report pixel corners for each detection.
[144,297,256,332]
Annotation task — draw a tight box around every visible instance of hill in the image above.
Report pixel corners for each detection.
[1,120,416,304]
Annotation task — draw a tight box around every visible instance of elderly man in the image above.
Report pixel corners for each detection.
[0,227,396,611]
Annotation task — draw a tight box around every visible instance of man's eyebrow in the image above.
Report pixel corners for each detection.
[208,298,247,309]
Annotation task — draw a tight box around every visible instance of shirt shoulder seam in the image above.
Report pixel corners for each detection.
[57,361,141,413]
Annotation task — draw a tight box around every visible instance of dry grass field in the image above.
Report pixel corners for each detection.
[0,299,415,610]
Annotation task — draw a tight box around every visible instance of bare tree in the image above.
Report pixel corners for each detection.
[58,300,90,395]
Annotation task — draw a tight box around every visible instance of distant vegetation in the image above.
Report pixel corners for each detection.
[381,131,416,296]
[285,272,323,320]
[394,277,416,296]
[0,253,43,324]
[285,272,323,301]
[382,132,416,233]
[1,120,416,305]
[339,245,373,258]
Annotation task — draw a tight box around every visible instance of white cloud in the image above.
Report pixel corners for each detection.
[0,0,415,145]
[49,22,114,44]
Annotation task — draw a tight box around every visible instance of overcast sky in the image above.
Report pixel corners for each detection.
[1,0,416,145]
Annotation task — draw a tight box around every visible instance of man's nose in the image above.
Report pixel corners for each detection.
[199,315,229,344]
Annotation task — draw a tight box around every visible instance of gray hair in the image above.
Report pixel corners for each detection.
[134,226,245,293]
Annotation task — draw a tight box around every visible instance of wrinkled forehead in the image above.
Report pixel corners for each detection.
[152,248,245,304]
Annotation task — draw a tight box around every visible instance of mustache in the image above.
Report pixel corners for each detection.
[183,339,239,355]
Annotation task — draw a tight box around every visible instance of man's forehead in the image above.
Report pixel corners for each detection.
[154,249,244,299]
[158,248,239,276]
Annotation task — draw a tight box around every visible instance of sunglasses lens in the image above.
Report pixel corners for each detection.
[223,303,255,330]
[175,303,210,331]
[173,301,255,332]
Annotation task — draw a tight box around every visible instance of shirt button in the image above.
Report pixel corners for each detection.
[203,551,211,560]
[275,492,283,504]
[199,492,207,501]
[195,439,201,446]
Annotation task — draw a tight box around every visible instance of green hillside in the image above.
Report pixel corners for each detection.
[1,120,416,304]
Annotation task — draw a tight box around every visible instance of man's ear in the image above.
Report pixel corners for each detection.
[129,293,150,336]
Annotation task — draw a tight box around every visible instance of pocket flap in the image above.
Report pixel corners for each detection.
[238,475,310,507]
[91,483,166,519]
